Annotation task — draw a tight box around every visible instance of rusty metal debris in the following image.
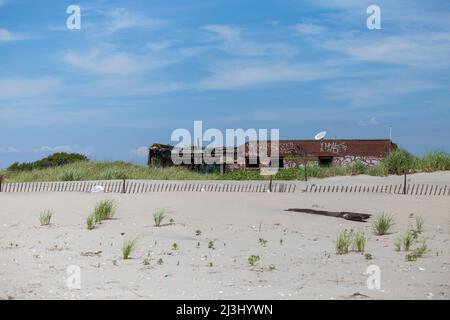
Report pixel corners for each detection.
[285,208,371,222]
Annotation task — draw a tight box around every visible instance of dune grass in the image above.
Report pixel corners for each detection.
[336,229,353,254]
[86,214,96,230]
[153,209,166,227]
[372,213,394,235]
[39,209,54,226]
[353,231,367,253]
[248,255,260,266]
[94,200,116,223]
[122,239,137,260]
[2,150,449,182]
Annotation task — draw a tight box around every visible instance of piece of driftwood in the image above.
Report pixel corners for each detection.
[286,208,371,222]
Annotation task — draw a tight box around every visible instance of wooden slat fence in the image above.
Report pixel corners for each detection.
[0,181,448,196]
[0,180,296,194]
[303,184,450,196]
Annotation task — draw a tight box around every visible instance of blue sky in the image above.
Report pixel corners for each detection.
[1,0,449,167]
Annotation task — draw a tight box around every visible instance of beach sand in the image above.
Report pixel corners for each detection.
[1,173,449,300]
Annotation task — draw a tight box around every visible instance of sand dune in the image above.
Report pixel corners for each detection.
[1,173,449,300]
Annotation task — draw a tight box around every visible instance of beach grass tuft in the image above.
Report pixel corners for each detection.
[372,213,394,235]
[153,209,166,227]
[122,238,137,260]
[39,209,54,226]
[94,200,116,223]
[86,214,96,230]
[353,231,367,253]
[336,229,353,255]
[248,255,260,266]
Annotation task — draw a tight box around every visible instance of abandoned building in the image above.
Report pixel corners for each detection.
[148,139,396,173]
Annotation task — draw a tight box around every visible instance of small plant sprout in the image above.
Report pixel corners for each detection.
[153,209,166,227]
[171,242,179,250]
[414,240,429,258]
[112,260,118,266]
[415,216,424,234]
[86,214,96,230]
[353,231,367,253]
[365,253,373,260]
[208,262,213,267]
[208,240,215,250]
[248,255,260,267]
[394,237,402,252]
[372,213,394,235]
[39,209,53,226]
[196,242,200,248]
[157,258,164,265]
[279,239,284,245]
[402,230,415,251]
[143,258,150,265]
[268,264,277,271]
[94,200,115,223]
[122,238,137,260]
[169,218,175,225]
[195,230,202,236]
[259,238,268,247]
[405,253,418,262]
[336,229,353,255]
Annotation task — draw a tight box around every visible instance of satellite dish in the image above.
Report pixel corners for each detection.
[314,131,327,140]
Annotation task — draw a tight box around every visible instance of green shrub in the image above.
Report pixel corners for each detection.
[349,161,368,175]
[382,149,416,175]
[367,163,388,176]
[8,152,88,172]
[98,168,128,180]
[417,152,450,172]
[219,170,264,180]
[59,168,84,181]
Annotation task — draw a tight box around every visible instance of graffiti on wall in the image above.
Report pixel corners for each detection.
[333,156,380,166]
[320,142,348,155]
[279,142,306,155]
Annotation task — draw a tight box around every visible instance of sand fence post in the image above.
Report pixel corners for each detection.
[0,174,5,192]
[403,171,407,195]
[122,178,127,194]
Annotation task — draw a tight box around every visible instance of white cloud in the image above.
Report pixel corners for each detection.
[62,48,174,75]
[85,7,167,37]
[0,28,25,42]
[293,23,326,35]
[358,116,379,127]
[0,146,19,153]
[0,77,61,99]
[325,76,440,108]
[200,62,342,90]
[131,146,148,157]
[202,24,294,56]
[104,8,166,33]
[323,33,450,69]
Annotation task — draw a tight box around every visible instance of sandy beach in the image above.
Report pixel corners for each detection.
[1,173,449,300]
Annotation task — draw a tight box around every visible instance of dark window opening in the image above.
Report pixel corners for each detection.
[319,157,333,167]
[246,157,260,168]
